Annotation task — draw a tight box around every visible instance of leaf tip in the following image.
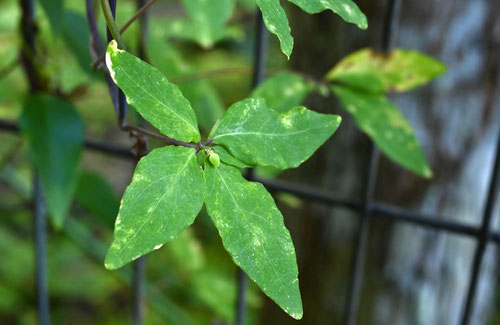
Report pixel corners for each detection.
[286,304,303,320]
[359,18,368,30]
[422,166,433,179]
[436,61,448,76]
[106,39,123,63]
[105,40,120,82]
[104,254,120,270]
[107,39,118,53]
[104,245,123,270]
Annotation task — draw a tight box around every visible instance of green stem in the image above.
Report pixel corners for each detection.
[100,0,126,49]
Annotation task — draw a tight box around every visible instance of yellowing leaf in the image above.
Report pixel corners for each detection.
[327,48,446,93]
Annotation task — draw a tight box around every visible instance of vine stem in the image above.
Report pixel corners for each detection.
[123,125,198,149]
[92,0,157,70]
[100,0,126,49]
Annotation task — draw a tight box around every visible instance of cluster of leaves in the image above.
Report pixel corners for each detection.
[159,0,445,178]
[104,40,342,318]
[5,0,447,322]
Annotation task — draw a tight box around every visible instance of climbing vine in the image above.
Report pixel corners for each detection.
[4,0,446,321]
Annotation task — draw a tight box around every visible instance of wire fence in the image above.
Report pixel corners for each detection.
[0,0,499,324]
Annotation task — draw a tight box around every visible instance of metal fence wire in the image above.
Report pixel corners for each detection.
[0,0,499,324]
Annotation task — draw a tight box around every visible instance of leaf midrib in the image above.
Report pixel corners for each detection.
[212,125,328,140]
[213,167,294,308]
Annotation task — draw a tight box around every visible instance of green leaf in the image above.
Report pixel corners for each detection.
[105,146,204,269]
[75,172,120,228]
[257,0,367,57]
[204,163,302,319]
[332,85,432,177]
[327,48,446,93]
[39,0,64,35]
[179,0,235,48]
[288,0,367,29]
[149,37,225,130]
[213,145,252,169]
[209,98,341,169]
[20,94,84,228]
[106,41,201,143]
[256,0,294,59]
[251,72,314,113]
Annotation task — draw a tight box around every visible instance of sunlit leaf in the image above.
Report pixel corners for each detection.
[106,41,201,143]
[105,146,204,269]
[204,163,302,319]
[149,37,224,130]
[209,98,341,169]
[212,145,252,169]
